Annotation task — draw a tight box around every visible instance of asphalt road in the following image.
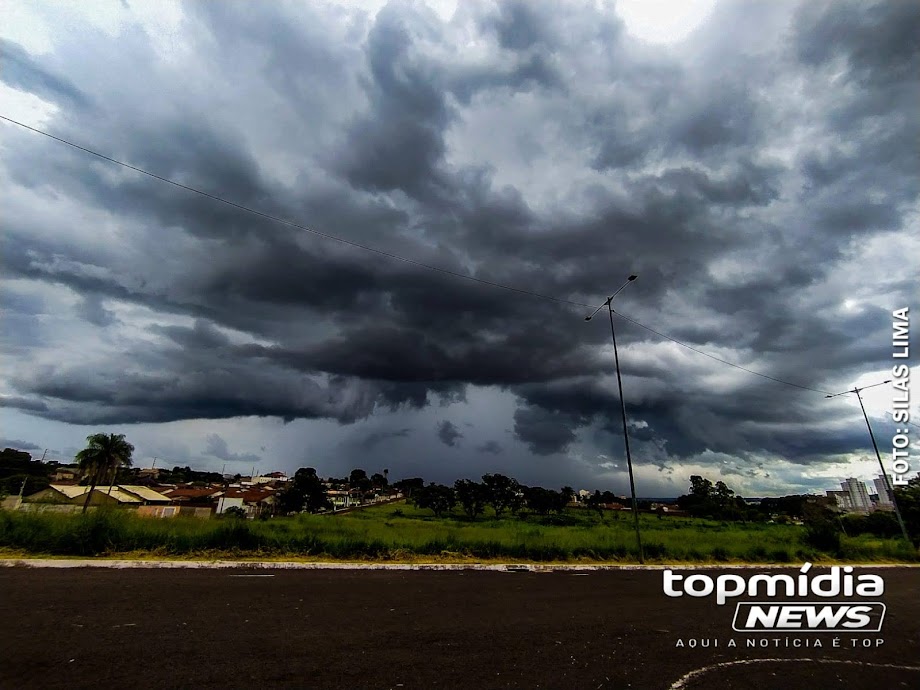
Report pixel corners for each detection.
[1,566,918,689]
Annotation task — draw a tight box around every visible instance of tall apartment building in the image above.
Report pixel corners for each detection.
[873,475,894,508]
[841,477,873,513]
[826,490,853,512]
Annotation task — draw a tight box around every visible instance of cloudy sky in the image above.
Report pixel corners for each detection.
[1,0,917,497]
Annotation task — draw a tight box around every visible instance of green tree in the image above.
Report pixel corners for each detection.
[587,490,605,519]
[277,467,331,514]
[75,433,135,513]
[453,479,487,519]
[522,486,557,515]
[802,502,842,553]
[481,473,520,517]
[393,477,425,497]
[412,483,456,517]
[714,481,734,506]
[678,476,748,519]
[690,476,713,499]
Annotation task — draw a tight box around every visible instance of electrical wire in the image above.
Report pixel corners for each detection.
[0,115,593,309]
[611,309,835,395]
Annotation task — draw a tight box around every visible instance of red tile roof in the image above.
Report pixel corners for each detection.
[165,488,220,500]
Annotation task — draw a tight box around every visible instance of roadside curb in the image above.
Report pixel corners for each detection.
[2,559,918,571]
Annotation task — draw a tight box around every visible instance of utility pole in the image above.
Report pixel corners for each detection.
[586,274,644,563]
[826,382,910,544]
[14,477,27,511]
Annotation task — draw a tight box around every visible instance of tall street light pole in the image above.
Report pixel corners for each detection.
[826,380,910,544]
[586,274,643,563]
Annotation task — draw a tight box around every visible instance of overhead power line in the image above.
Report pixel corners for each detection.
[0,114,852,397]
[610,309,835,395]
[0,115,592,309]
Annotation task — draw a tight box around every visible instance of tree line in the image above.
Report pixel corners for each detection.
[677,474,920,549]
[408,474,577,519]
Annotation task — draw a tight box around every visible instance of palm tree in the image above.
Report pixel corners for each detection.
[76,433,135,513]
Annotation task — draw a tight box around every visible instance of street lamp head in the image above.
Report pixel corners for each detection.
[628,274,638,281]
[584,315,593,321]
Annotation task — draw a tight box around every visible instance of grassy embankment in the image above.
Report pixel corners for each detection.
[1,502,916,563]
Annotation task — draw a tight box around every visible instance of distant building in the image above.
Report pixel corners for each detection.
[216,495,245,515]
[326,489,355,510]
[50,465,82,483]
[217,487,278,517]
[23,484,170,508]
[165,487,223,503]
[250,472,289,485]
[873,475,894,508]
[835,478,873,513]
[826,490,853,512]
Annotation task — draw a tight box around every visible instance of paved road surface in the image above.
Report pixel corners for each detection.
[1,566,918,689]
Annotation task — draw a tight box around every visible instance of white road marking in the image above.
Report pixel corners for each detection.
[669,658,920,690]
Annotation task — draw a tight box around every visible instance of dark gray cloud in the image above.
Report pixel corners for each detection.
[0,37,90,108]
[76,294,117,328]
[514,406,582,456]
[204,434,261,465]
[436,420,463,447]
[0,0,917,493]
[476,440,503,455]
[355,427,413,451]
[0,438,41,451]
[0,396,50,414]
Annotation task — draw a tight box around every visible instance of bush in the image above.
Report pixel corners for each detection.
[804,519,841,553]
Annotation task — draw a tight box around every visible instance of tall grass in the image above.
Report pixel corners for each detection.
[0,504,915,563]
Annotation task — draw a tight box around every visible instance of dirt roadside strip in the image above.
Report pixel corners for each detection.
[2,558,920,570]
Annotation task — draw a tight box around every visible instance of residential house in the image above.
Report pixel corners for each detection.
[326,489,354,510]
[22,484,170,509]
[49,465,82,483]
[218,487,278,518]
[164,487,223,506]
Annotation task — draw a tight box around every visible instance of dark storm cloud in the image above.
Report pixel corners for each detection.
[76,294,117,328]
[0,396,50,414]
[1,0,918,485]
[513,406,582,456]
[204,434,261,465]
[337,3,451,196]
[0,438,41,451]
[355,427,413,452]
[486,1,547,52]
[0,38,90,108]
[476,440,503,455]
[793,1,920,85]
[436,420,463,447]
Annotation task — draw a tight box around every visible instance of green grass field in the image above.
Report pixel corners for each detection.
[1,502,916,563]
